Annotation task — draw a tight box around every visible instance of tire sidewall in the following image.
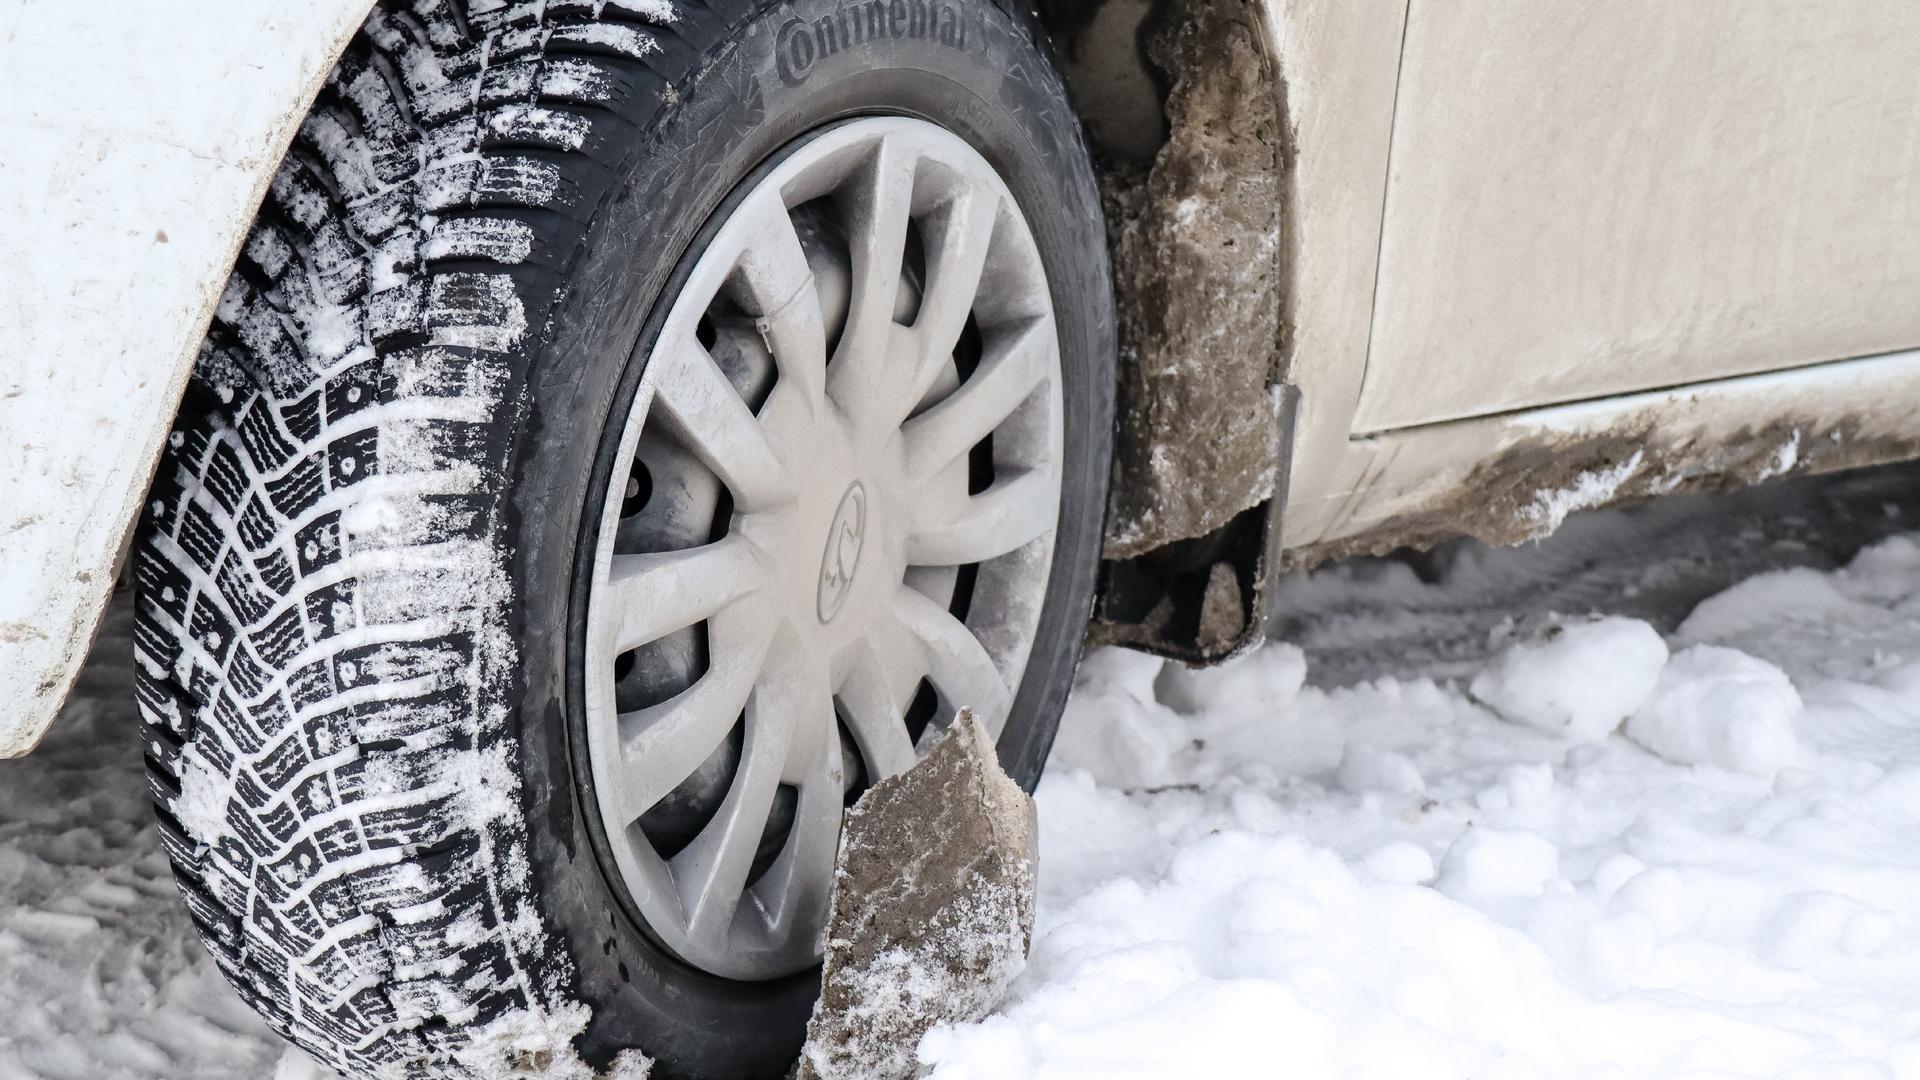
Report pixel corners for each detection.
[506,2,1112,1073]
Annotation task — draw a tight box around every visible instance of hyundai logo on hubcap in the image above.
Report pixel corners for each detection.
[817,482,868,623]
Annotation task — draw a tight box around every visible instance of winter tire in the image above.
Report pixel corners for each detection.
[132,1,1112,1078]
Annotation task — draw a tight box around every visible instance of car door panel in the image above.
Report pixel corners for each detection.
[1352,1,1920,433]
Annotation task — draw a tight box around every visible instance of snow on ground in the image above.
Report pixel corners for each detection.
[9,466,1920,1078]
[0,603,285,1079]
[923,472,1920,1079]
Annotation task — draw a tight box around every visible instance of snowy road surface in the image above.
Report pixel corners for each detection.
[10,464,1920,1078]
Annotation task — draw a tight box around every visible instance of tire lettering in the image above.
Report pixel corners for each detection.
[777,1,976,87]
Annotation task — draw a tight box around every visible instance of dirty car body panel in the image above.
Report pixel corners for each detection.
[0,0,376,756]
[1087,0,1920,658]
[1275,0,1920,566]
[1357,2,1920,433]
[7,0,1920,753]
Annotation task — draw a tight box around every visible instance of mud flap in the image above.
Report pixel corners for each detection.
[1091,385,1299,664]
[1053,0,1293,663]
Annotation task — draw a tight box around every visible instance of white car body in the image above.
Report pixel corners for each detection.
[6,0,1920,756]
[0,1,374,755]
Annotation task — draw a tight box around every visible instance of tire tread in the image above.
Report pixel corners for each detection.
[133,2,695,1075]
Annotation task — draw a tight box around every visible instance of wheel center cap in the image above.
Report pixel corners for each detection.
[816,481,868,623]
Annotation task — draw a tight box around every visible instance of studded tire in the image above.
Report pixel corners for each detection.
[132,0,1112,1077]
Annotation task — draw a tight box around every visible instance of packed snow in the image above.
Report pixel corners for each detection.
[921,472,1920,1079]
[10,468,1920,1077]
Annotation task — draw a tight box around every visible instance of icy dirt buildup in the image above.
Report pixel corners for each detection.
[1625,644,1802,775]
[1468,614,1670,742]
[1521,450,1645,534]
[799,711,1037,1080]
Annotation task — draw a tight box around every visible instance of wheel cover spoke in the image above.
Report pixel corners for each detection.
[902,315,1054,481]
[915,185,1000,361]
[836,641,919,780]
[675,675,797,950]
[615,618,772,823]
[885,585,1014,726]
[827,133,918,422]
[580,118,1065,980]
[599,535,765,656]
[906,467,1060,568]
[732,191,831,410]
[754,681,845,938]
[653,335,794,512]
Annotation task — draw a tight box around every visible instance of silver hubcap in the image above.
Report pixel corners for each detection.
[583,118,1064,980]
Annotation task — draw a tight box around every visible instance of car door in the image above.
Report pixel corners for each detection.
[1349,0,1920,434]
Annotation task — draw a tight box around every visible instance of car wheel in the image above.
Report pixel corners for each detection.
[132,1,1112,1077]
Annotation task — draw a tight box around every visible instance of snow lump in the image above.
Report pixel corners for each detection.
[1625,645,1801,775]
[1468,615,1669,742]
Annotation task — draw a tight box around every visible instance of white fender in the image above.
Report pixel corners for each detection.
[0,0,376,756]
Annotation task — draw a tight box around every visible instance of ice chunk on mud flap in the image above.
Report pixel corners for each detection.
[797,709,1039,1080]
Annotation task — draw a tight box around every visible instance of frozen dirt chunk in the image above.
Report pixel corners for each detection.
[1469,615,1669,742]
[799,711,1037,1080]
[1625,645,1801,776]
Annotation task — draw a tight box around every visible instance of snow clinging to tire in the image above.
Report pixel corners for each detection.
[136,2,683,1076]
